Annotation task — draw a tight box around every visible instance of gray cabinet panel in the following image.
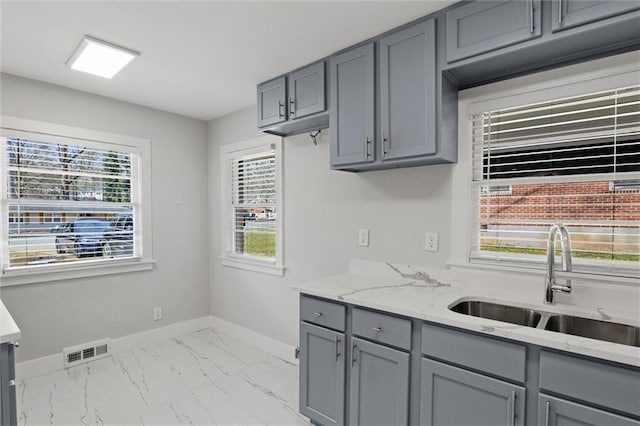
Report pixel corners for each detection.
[299,322,345,426]
[539,350,640,417]
[330,43,375,167]
[446,0,542,63]
[0,343,17,426]
[379,19,436,161]
[257,76,287,128]
[420,358,525,426]
[349,337,409,426]
[538,394,640,426]
[422,323,526,382]
[552,0,640,32]
[300,295,346,332]
[289,62,325,120]
[352,308,411,351]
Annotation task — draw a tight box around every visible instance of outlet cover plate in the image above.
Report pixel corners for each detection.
[425,232,439,252]
[358,229,369,247]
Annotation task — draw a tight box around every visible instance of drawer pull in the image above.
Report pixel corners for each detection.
[313,312,323,317]
[372,327,382,333]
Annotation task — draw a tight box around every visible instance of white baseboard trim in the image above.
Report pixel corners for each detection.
[16,316,212,381]
[210,316,298,365]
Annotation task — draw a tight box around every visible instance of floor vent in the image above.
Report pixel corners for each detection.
[63,338,111,368]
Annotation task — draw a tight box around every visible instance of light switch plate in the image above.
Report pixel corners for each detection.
[358,229,370,247]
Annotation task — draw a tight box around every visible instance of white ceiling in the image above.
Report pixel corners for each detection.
[0,1,457,121]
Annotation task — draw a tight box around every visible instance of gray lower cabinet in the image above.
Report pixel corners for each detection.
[538,394,640,426]
[420,358,525,426]
[551,0,640,32]
[257,76,287,128]
[299,321,345,426]
[0,343,17,426]
[445,0,542,63]
[379,19,436,161]
[329,43,375,167]
[349,337,410,426]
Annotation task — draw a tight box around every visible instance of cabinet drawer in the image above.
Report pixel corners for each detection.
[300,295,345,332]
[352,308,411,351]
[422,323,526,382]
[539,350,640,417]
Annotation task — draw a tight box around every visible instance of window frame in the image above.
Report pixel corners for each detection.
[219,135,284,276]
[451,52,640,281]
[0,116,154,286]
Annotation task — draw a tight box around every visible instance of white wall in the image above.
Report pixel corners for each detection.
[208,106,453,348]
[0,73,210,362]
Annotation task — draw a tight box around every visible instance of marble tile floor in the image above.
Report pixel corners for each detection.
[17,328,309,426]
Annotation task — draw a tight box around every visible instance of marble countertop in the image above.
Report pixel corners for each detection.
[293,260,640,367]
[0,298,21,344]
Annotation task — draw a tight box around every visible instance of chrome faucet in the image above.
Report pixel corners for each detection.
[544,223,572,304]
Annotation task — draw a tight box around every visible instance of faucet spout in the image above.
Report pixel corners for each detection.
[545,223,573,304]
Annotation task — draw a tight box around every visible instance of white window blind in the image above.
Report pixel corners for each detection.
[1,136,139,271]
[470,85,640,274]
[228,146,277,260]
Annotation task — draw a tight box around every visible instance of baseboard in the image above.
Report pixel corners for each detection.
[16,315,211,381]
[210,316,298,365]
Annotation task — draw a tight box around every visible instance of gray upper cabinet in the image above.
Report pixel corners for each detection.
[552,0,640,32]
[379,19,437,161]
[257,76,287,128]
[330,43,375,167]
[349,337,410,426]
[257,62,328,136]
[446,0,542,63]
[299,321,345,426]
[289,62,325,120]
[421,358,526,426]
[538,394,640,426]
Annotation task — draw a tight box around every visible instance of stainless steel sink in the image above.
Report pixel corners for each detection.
[544,315,640,347]
[450,300,542,328]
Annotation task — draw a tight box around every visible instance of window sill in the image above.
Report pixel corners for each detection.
[0,258,155,287]
[447,259,639,287]
[220,255,285,277]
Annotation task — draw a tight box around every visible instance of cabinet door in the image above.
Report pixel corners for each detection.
[349,337,409,426]
[329,43,375,167]
[299,322,345,426]
[379,19,436,161]
[445,0,542,63]
[551,0,640,32]
[257,76,287,128]
[289,62,325,120]
[538,394,640,426]
[420,358,525,426]
[0,343,17,426]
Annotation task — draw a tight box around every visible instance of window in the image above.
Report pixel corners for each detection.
[220,136,283,276]
[1,117,152,285]
[469,85,639,274]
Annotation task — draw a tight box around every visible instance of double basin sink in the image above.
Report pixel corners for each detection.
[450,300,640,347]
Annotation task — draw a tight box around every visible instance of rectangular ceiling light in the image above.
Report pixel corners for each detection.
[67,36,140,79]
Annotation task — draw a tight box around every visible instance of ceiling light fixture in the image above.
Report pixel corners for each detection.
[67,35,140,79]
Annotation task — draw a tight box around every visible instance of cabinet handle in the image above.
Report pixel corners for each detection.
[382,131,388,156]
[289,98,295,116]
[278,101,285,119]
[8,379,16,387]
[529,0,534,33]
[544,401,551,426]
[372,327,382,333]
[313,311,323,317]
[509,390,516,426]
[365,136,371,158]
[335,336,341,361]
[12,341,19,348]
[558,0,563,24]
[351,341,357,366]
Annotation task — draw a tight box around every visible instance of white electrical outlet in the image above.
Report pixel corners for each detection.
[153,307,162,321]
[358,229,370,247]
[425,232,439,252]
